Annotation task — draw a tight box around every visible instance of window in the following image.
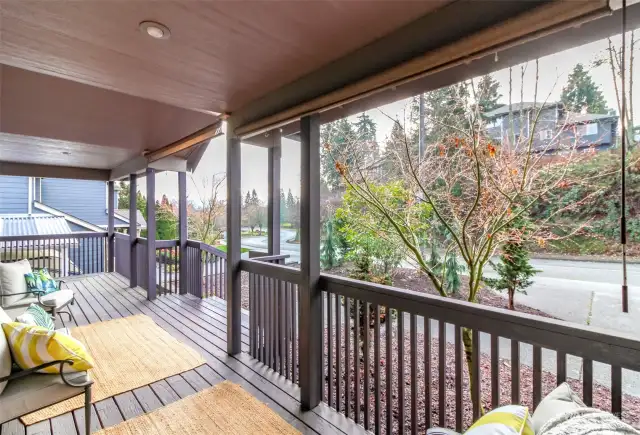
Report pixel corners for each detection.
[577,122,598,136]
[538,129,553,140]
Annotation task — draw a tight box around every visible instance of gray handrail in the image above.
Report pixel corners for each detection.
[0,231,108,241]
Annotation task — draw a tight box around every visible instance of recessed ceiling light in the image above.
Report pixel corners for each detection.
[139,21,170,40]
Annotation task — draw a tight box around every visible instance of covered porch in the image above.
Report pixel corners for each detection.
[2,0,640,434]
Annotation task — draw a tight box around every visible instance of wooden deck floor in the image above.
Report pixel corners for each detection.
[1,273,365,435]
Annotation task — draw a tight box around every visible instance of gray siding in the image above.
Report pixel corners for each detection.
[41,179,108,225]
[0,176,29,214]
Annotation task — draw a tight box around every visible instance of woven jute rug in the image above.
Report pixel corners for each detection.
[95,381,301,435]
[22,314,206,425]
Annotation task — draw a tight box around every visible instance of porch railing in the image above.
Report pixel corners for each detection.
[0,232,107,278]
[114,235,225,298]
[241,259,640,434]
[184,240,227,299]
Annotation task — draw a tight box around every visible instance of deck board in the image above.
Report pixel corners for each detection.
[1,272,365,435]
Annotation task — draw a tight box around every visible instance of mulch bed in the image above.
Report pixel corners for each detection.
[323,323,640,433]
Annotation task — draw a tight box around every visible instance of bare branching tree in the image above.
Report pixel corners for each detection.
[329,60,602,410]
[189,173,226,245]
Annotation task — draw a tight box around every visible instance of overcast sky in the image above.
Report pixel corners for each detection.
[142,33,637,203]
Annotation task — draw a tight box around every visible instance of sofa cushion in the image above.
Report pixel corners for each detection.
[532,382,586,433]
[39,289,74,308]
[427,429,462,434]
[0,371,89,423]
[0,260,32,307]
[0,310,9,396]
[2,323,94,374]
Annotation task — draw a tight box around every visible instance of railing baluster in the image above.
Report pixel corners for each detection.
[336,293,342,412]
[410,314,417,435]
[328,292,334,406]
[556,352,566,386]
[511,340,520,404]
[284,282,293,380]
[260,275,265,363]
[455,325,463,432]
[583,359,593,406]
[424,316,432,430]
[364,302,371,431]
[612,365,622,418]
[373,305,381,434]
[438,320,446,428]
[491,334,499,409]
[355,299,361,425]
[281,280,286,377]
[249,273,255,358]
[398,311,405,434]
[472,329,481,421]
[533,345,542,409]
[345,297,351,419]
[293,284,298,384]
[386,306,393,435]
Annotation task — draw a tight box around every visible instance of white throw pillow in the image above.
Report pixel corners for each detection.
[532,382,586,433]
[0,307,11,395]
[0,260,33,306]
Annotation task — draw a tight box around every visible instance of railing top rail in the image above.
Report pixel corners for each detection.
[320,273,640,371]
[186,240,228,258]
[239,258,300,284]
[155,239,179,248]
[0,231,108,241]
[113,233,129,240]
[252,253,290,262]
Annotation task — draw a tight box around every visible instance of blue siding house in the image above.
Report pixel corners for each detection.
[0,176,146,274]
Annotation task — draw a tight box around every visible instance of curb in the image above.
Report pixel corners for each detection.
[530,253,640,264]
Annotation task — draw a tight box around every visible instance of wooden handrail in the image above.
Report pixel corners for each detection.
[0,232,108,241]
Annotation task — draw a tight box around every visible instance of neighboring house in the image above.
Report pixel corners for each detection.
[0,176,147,274]
[484,102,618,153]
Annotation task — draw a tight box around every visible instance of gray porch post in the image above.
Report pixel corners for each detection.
[107,181,115,272]
[178,171,188,295]
[146,168,157,300]
[227,123,242,355]
[129,174,138,288]
[267,129,282,255]
[299,114,322,410]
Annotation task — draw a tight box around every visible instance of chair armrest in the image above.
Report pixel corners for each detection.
[0,360,74,383]
[0,360,92,388]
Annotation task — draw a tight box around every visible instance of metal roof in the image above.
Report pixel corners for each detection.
[0,214,73,237]
[114,209,147,228]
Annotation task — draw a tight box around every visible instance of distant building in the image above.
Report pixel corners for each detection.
[483,102,618,153]
[0,176,147,273]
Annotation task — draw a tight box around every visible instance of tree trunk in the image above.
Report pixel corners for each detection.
[462,327,482,415]
[508,288,515,310]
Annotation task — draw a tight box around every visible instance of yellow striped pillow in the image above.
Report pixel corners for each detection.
[465,405,533,435]
[2,323,94,374]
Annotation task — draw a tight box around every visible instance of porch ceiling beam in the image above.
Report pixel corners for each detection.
[109,156,187,181]
[146,120,224,163]
[233,0,611,139]
[0,161,109,180]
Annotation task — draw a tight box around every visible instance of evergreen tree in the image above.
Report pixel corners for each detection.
[117,181,129,209]
[484,217,539,310]
[354,112,377,144]
[560,63,608,114]
[381,121,412,178]
[423,83,470,142]
[251,189,259,205]
[280,188,286,224]
[320,218,340,270]
[476,75,502,113]
[285,189,296,225]
[244,191,251,209]
[321,118,356,191]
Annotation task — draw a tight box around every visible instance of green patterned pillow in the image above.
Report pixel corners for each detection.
[24,268,58,294]
[15,304,55,330]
